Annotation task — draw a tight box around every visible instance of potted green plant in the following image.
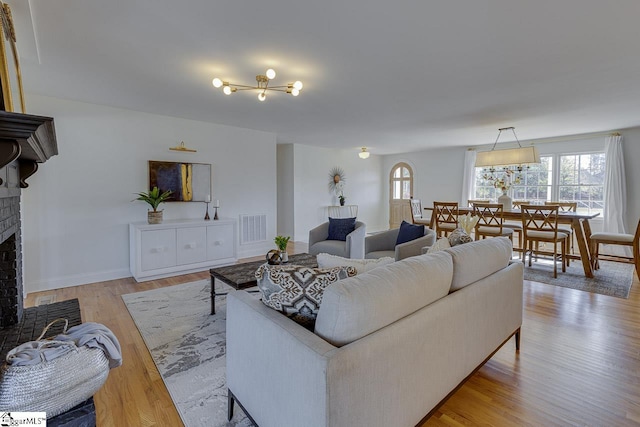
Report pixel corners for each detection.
[134,187,173,224]
[274,235,291,263]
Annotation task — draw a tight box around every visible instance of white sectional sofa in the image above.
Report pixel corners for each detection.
[226,237,523,427]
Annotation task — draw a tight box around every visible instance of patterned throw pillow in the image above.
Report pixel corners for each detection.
[327,217,356,241]
[255,263,357,328]
[448,228,473,247]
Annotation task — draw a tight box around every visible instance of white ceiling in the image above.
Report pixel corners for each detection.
[8,0,640,154]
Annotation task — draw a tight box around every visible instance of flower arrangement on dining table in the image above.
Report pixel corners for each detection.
[491,169,521,193]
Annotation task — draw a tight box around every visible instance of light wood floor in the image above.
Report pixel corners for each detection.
[25,243,640,427]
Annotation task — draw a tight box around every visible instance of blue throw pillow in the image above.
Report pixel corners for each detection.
[396,221,425,245]
[327,217,356,241]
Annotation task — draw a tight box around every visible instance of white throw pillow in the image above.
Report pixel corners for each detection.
[427,237,451,253]
[316,253,395,274]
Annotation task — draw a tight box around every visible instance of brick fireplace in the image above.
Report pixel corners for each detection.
[0,196,21,326]
[0,111,57,328]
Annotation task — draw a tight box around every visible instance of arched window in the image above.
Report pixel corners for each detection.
[390,163,413,200]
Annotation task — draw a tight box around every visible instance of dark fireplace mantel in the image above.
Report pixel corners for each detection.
[0,110,57,327]
[0,110,58,188]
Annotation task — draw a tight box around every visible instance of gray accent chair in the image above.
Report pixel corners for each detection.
[365,226,436,261]
[308,221,366,259]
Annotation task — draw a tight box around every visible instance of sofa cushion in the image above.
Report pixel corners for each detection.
[314,251,453,346]
[327,217,356,241]
[255,263,357,329]
[395,221,425,245]
[317,253,395,273]
[445,237,512,292]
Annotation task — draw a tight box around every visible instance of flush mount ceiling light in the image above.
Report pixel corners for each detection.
[212,68,303,102]
[475,127,540,168]
[358,147,370,159]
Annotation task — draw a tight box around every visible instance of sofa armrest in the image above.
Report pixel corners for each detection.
[308,222,329,248]
[346,221,366,259]
[227,291,337,427]
[365,229,398,254]
[394,232,436,261]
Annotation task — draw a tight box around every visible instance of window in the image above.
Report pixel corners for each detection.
[474,151,605,215]
[511,156,552,202]
[558,153,605,215]
[391,163,413,200]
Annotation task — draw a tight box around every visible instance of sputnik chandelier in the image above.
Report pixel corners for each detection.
[212,68,303,102]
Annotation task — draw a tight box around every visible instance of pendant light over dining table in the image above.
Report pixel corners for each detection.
[475,127,540,189]
[475,127,540,168]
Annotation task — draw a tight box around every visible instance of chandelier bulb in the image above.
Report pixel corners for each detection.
[212,78,223,88]
[266,68,276,80]
[291,88,300,97]
[293,80,303,90]
[258,92,266,102]
[223,86,232,95]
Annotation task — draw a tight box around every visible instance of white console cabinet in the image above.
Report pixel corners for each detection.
[130,218,237,282]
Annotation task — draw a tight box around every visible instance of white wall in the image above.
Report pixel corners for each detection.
[382,146,468,227]
[289,144,385,242]
[23,95,277,293]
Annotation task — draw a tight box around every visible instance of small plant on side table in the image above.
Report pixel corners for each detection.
[134,186,173,224]
[274,235,291,263]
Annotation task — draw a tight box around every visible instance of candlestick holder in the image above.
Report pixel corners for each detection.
[204,202,210,220]
[213,206,219,220]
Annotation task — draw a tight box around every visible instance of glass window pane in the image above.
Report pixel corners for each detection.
[394,168,401,178]
[402,167,410,178]
[402,180,411,199]
[393,180,400,199]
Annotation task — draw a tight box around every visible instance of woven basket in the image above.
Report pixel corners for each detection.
[0,319,111,417]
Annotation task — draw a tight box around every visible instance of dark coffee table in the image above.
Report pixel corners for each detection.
[209,253,317,314]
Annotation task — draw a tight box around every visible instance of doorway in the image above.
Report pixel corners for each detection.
[389,162,413,228]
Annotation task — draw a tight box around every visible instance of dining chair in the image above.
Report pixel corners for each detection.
[409,198,431,227]
[521,204,570,278]
[504,200,530,256]
[433,201,459,237]
[590,218,640,278]
[545,201,577,255]
[473,203,514,242]
[512,200,531,209]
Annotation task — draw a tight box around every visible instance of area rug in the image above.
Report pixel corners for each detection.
[523,258,634,298]
[122,280,252,427]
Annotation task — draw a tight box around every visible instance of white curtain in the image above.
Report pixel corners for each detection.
[603,134,630,256]
[461,149,477,206]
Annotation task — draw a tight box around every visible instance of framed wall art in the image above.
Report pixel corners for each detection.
[148,160,211,202]
[0,2,25,113]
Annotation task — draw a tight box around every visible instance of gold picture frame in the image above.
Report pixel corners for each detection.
[0,2,25,113]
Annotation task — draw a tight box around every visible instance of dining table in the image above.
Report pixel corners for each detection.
[425,206,600,278]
